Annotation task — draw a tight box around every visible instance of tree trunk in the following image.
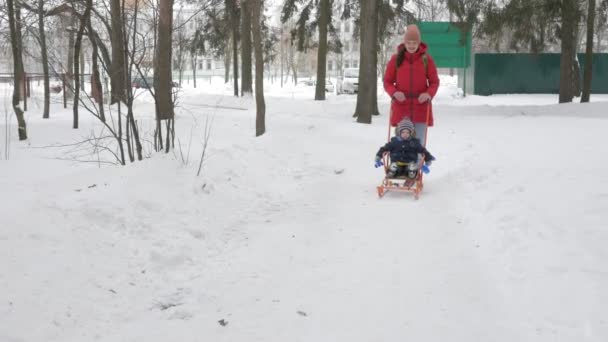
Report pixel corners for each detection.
[291,52,298,84]
[559,0,578,103]
[573,55,582,96]
[280,30,284,87]
[80,48,86,91]
[66,15,76,100]
[156,0,175,152]
[581,0,596,102]
[126,0,141,160]
[573,21,582,97]
[87,13,105,121]
[251,0,265,136]
[595,17,603,52]
[15,3,25,101]
[177,33,184,86]
[86,0,104,120]
[314,0,330,100]
[353,0,379,123]
[241,0,253,95]
[372,26,380,116]
[7,0,27,140]
[38,0,50,119]
[224,42,231,83]
[110,0,126,103]
[192,54,197,88]
[226,0,239,96]
[157,0,174,120]
[73,6,90,129]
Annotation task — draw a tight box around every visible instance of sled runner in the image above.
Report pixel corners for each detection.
[376,160,426,199]
[376,103,431,200]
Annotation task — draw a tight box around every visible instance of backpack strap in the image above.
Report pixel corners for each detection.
[422,53,428,76]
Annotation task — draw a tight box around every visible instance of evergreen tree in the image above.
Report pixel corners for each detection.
[478,0,584,103]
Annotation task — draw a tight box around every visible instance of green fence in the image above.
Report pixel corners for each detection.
[418,22,471,68]
[474,53,608,95]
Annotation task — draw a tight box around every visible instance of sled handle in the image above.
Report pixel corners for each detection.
[423,101,431,148]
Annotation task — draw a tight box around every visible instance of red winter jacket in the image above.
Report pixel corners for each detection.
[383,42,440,126]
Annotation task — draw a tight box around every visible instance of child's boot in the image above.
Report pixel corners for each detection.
[386,162,399,178]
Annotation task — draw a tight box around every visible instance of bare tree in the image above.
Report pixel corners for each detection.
[596,0,608,51]
[581,0,596,102]
[189,28,205,88]
[37,0,50,119]
[73,2,92,129]
[224,40,231,83]
[9,2,51,118]
[559,0,580,103]
[226,0,239,96]
[110,0,127,103]
[251,0,265,136]
[6,0,27,140]
[315,0,330,100]
[156,0,175,152]
[65,14,76,100]
[86,1,105,122]
[279,27,285,86]
[174,18,187,86]
[123,0,145,161]
[288,41,299,84]
[241,0,253,95]
[191,51,198,88]
[15,0,151,164]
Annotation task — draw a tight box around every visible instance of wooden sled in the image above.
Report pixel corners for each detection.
[376,103,431,200]
[376,161,425,200]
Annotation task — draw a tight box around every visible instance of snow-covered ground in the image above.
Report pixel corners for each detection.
[1,76,607,342]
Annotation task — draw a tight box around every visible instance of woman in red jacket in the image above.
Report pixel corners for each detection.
[384,24,440,146]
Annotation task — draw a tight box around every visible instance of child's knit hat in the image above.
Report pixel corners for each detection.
[396,118,415,136]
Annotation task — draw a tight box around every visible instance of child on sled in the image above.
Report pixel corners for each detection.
[374,118,435,179]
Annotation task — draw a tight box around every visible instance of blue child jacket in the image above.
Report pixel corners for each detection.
[376,137,434,163]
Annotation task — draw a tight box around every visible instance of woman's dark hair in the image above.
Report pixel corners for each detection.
[396,45,406,68]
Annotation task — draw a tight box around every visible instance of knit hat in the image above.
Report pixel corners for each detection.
[396,118,415,136]
[404,24,421,43]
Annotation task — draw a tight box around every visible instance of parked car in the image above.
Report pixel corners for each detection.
[297,78,334,92]
[50,83,62,94]
[132,77,180,89]
[132,77,154,89]
[337,68,359,94]
[297,79,316,87]
[325,79,335,92]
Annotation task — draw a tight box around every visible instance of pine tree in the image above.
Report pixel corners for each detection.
[477,0,584,103]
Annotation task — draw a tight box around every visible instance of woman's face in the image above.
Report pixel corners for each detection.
[405,40,420,53]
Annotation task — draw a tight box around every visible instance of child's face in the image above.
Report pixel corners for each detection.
[400,129,412,139]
